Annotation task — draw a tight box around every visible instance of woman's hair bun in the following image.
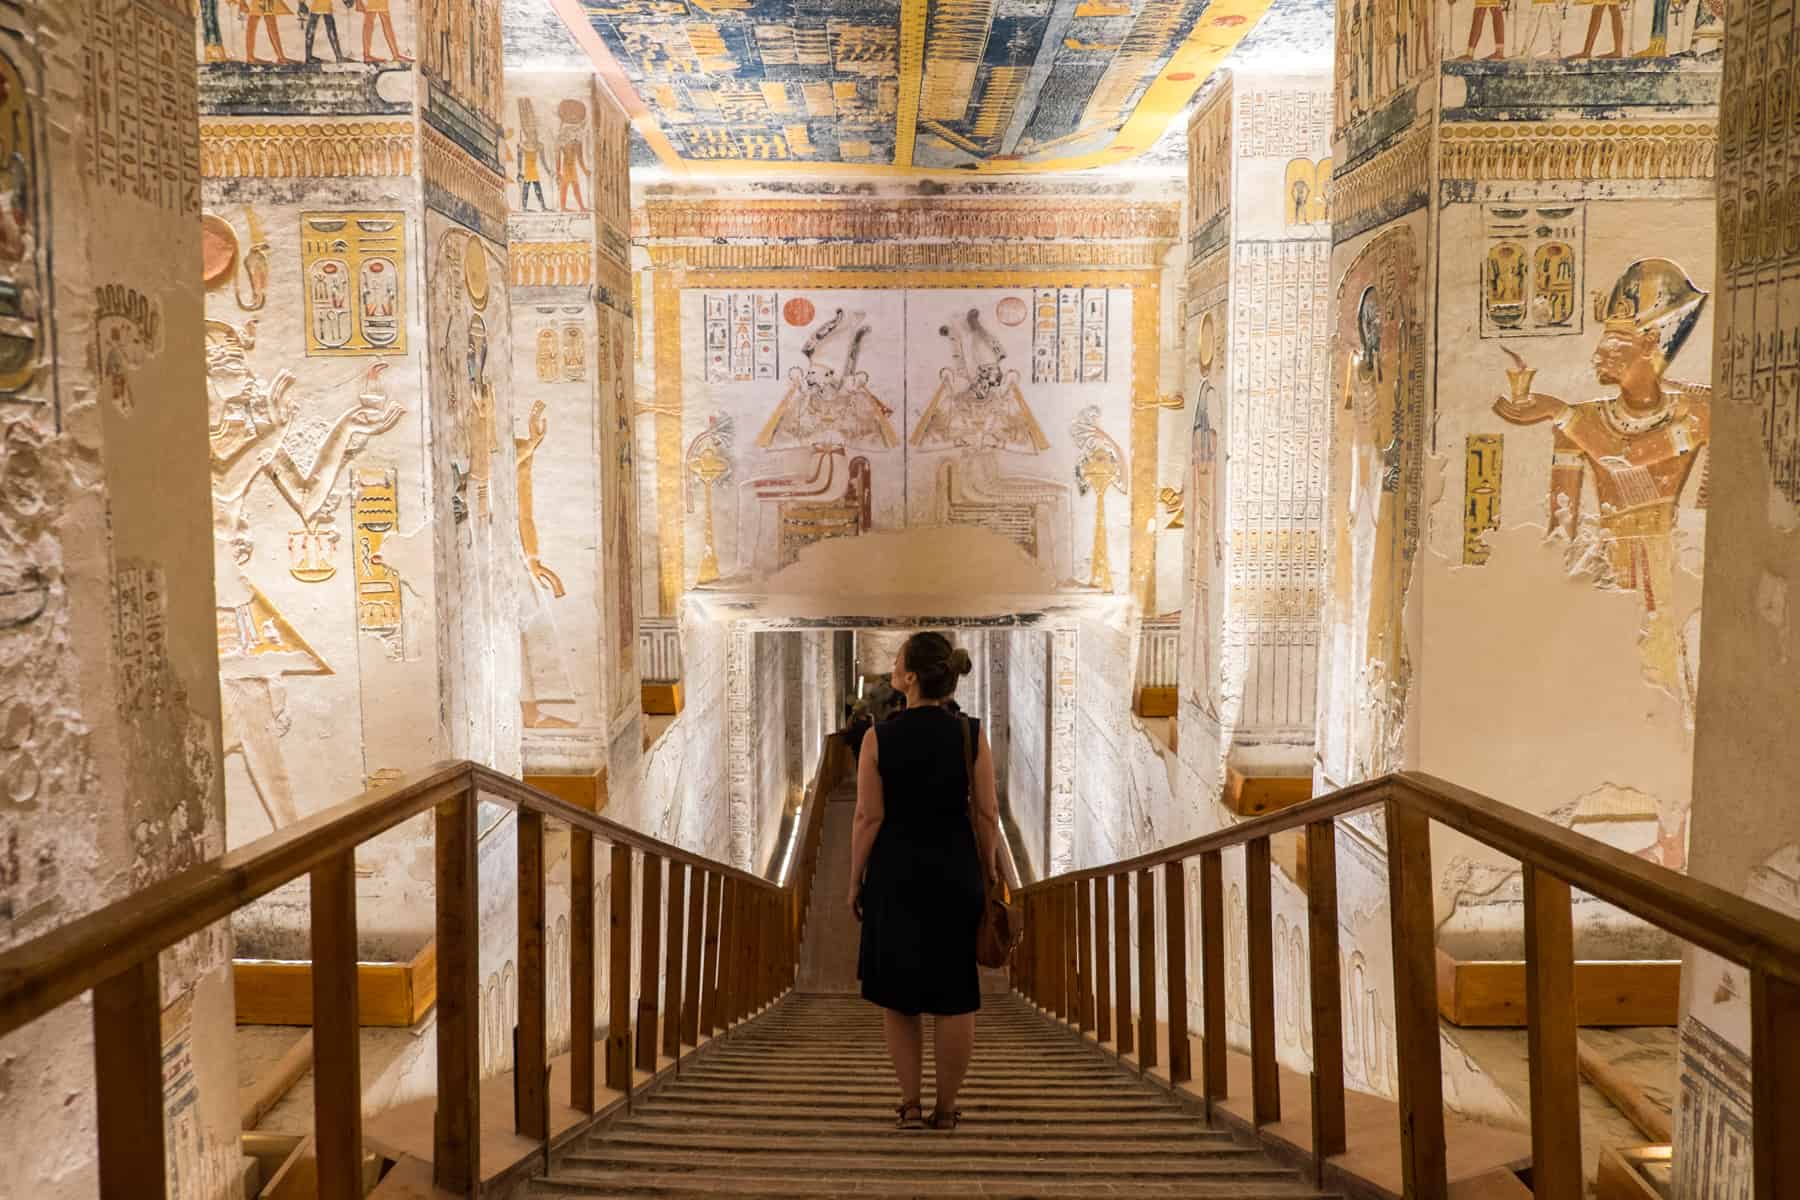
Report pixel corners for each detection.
[901,632,972,700]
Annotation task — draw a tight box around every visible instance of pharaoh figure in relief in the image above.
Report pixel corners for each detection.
[207,320,402,830]
[1333,227,1425,778]
[1493,258,1710,686]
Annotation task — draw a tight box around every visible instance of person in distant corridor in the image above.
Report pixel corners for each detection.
[849,633,1002,1132]
[843,701,874,759]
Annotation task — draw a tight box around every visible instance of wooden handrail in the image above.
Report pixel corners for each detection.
[0,753,829,1200]
[1017,771,1800,986]
[1012,770,1800,1200]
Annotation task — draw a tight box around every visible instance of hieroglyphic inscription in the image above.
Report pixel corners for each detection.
[1716,0,1800,506]
[85,0,201,215]
[115,564,169,713]
[1031,288,1108,384]
[704,292,778,383]
[1048,625,1077,875]
[1227,239,1329,735]
[352,468,402,646]
[301,212,406,356]
[1463,434,1503,565]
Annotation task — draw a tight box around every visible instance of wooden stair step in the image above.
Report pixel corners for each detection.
[587,1130,1250,1157]
[610,1114,1223,1139]
[533,1168,1332,1197]
[558,1147,1305,1179]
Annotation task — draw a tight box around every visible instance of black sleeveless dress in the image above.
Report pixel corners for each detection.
[858,706,985,1016]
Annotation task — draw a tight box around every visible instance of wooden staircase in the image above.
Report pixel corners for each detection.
[533,994,1338,1197]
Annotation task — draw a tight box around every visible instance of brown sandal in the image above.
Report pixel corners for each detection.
[896,1101,925,1130]
[926,1109,961,1130]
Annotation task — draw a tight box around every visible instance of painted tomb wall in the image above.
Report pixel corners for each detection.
[3,2,241,1195]
[634,187,1184,628]
[1675,0,1799,1190]
[1422,0,1719,961]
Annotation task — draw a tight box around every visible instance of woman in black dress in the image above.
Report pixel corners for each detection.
[847,632,1002,1131]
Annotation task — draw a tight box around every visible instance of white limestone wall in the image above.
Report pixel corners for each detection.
[1005,631,1051,879]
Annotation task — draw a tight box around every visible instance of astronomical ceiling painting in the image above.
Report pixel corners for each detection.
[549,0,1271,174]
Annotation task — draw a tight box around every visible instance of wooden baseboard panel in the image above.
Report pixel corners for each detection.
[524,769,608,813]
[1221,768,1312,818]
[642,681,684,715]
[1436,947,1681,1027]
[1134,685,1177,718]
[1596,1146,1670,1199]
[235,940,437,1027]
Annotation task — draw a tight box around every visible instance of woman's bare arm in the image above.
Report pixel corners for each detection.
[848,731,884,915]
[972,727,1001,883]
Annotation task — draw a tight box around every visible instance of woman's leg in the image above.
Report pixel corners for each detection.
[882,1008,924,1103]
[931,1012,976,1115]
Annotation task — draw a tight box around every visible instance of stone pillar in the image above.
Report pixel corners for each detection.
[197,0,524,961]
[503,71,640,799]
[1179,70,1333,796]
[1675,2,1797,1190]
[3,3,239,1195]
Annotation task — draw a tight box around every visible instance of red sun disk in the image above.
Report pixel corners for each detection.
[783,296,816,326]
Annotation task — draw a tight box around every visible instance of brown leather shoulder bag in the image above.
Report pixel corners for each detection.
[961,716,1021,969]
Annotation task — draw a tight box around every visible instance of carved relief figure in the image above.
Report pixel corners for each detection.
[1331,226,1425,778]
[302,0,347,63]
[1571,0,1627,58]
[555,99,590,212]
[355,0,410,64]
[1186,377,1222,716]
[913,308,1050,454]
[1516,0,1570,59]
[516,398,576,728]
[758,307,898,450]
[1072,406,1126,592]
[0,48,44,400]
[207,321,402,830]
[233,0,298,65]
[1458,0,1507,60]
[600,312,638,718]
[1493,258,1710,685]
[514,99,548,212]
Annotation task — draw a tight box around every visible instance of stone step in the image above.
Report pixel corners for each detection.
[631,1094,1176,1117]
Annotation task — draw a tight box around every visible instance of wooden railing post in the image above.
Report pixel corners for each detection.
[606,843,633,1093]
[434,784,480,1193]
[662,862,686,1062]
[1386,798,1448,1200]
[1753,970,1800,1200]
[717,877,739,1030]
[1164,860,1191,1084]
[1114,874,1134,1057]
[311,851,363,1198]
[1247,836,1279,1125]
[1137,866,1157,1071]
[516,809,548,1140]
[1200,849,1226,1110]
[1305,819,1347,1160]
[1061,883,1077,1024]
[681,870,707,1047]
[636,853,663,1073]
[1075,876,1093,1034]
[702,872,725,1036]
[570,828,596,1113]
[93,957,166,1200]
[1524,864,1580,1200]
[1093,877,1113,1044]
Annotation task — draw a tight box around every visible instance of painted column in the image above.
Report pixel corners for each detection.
[1675,1,1797,1190]
[4,3,238,1195]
